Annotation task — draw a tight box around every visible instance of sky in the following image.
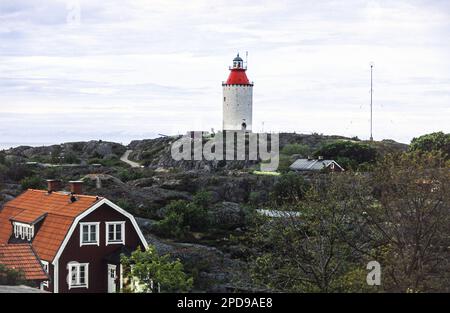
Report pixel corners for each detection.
[0,0,449,147]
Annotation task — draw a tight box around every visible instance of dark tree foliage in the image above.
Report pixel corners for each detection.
[314,141,378,170]
[251,151,450,293]
[271,172,309,205]
[410,132,450,158]
[0,264,26,285]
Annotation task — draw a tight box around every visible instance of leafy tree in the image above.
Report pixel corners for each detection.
[4,160,32,182]
[344,151,450,292]
[154,191,213,239]
[20,176,43,190]
[271,172,309,205]
[410,132,450,158]
[121,246,193,293]
[251,151,450,292]
[314,141,378,170]
[0,264,26,285]
[252,173,371,292]
[62,152,80,164]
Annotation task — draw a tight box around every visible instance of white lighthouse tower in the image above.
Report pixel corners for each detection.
[222,53,253,132]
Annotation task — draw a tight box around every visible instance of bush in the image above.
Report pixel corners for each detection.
[62,152,80,164]
[20,176,43,190]
[281,143,310,156]
[154,210,188,239]
[271,172,309,205]
[118,169,144,182]
[5,161,32,181]
[314,141,378,170]
[0,264,26,285]
[277,154,294,173]
[410,132,450,158]
[154,191,213,239]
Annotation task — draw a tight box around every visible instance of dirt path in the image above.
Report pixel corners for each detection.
[120,150,141,168]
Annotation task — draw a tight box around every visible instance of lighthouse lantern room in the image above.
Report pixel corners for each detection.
[222,53,253,132]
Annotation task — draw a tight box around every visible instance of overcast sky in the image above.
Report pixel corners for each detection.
[0,0,449,147]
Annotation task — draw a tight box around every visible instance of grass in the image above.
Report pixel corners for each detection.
[252,170,281,176]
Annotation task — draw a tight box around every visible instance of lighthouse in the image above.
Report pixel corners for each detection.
[222,53,253,132]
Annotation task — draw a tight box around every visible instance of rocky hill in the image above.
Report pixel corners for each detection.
[0,133,409,292]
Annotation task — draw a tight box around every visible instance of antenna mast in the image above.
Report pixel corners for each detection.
[245,51,248,69]
[370,64,374,141]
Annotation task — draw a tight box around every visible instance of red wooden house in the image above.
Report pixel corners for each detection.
[0,180,148,293]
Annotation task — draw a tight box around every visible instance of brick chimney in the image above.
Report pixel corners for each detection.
[69,181,83,194]
[46,179,61,193]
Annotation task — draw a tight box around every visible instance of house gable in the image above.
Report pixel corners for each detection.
[53,199,148,293]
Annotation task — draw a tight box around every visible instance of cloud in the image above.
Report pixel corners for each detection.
[0,0,449,146]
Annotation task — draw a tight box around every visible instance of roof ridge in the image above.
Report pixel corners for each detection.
[27,189,102,199]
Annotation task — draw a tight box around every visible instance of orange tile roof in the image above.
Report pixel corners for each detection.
[0,244,48,280]
[0,189,102,261]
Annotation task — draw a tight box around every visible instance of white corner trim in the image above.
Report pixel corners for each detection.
[54,260,59,293]
[52,198,148,267]
[79,222,100,246]
[105,221,126,246]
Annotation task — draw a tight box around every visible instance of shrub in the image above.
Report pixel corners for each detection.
[121,246,193,293]
[281,143,310,156]
[410,132,450,158]
[154,191,213,239]
[0,264,26,285]
[20,176,43,190]
[314,141,378,170]
[271,172,309,205]
[118,169,144,182]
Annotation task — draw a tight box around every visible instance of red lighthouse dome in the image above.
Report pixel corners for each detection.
[224,54,252,85]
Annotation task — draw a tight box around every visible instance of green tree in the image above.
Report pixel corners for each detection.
[121,246,193,293]
[252,173,371,292]
[314,141,378,170]
[271,172,309,205]
[410,131,450,158]
[344,151,450,292]
[0,264,26,285]
[154,191,213,239]
[20,176,43,190]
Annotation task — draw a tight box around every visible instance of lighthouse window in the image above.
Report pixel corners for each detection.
[224,97,226,102]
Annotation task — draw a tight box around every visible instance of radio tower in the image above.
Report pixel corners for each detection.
[370,64,374,141]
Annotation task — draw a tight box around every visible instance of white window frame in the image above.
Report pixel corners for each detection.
[40,260,49,289]
[105,221,125,245]
[67,262,89,289]
[13,222,34,241]
[79,222,100,246]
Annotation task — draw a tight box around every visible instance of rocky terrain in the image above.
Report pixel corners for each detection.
[0,133,409,291]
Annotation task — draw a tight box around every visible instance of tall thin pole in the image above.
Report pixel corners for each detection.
[370,64,373,141]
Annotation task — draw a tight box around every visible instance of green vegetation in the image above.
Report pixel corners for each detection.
[270,172,309,205]
[117,168,145,182]
[87,156,123,167]
[0,264,26,286]
[154,191,213,239]
[121,246,193,293]
[410,131,450,158]
[314,140,378,170]
[281,143,311,156]
[252,170,280,176]
[20,176,44,190]
[250,151,450,292]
